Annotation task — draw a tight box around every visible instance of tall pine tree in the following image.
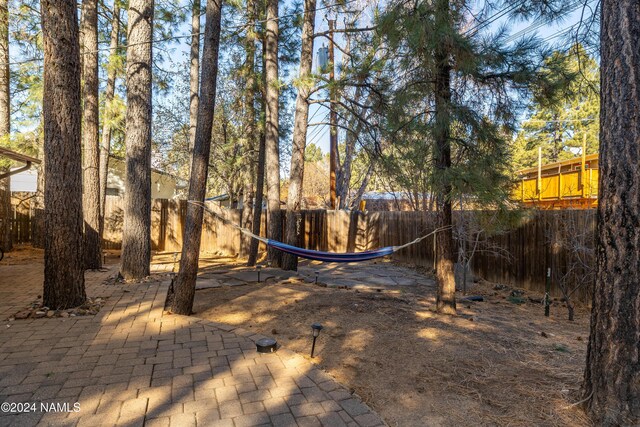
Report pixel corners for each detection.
[378,0,563,314]
[120,0,154,281]
[171,0,224,315]
[41,0,86,308]
[582,0,640,423]
[81,0,102,269]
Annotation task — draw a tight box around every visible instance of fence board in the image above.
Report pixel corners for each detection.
[8,197,595,303]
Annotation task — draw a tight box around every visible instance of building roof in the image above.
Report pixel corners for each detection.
[361,191,423,200]
[108,154,187,188]
[516,153,598,175]
[0,147,41,164]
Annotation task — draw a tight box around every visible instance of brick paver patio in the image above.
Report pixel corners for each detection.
[0,259,385,426]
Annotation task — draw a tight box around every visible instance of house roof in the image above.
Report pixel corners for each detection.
[516,153,599,175]
[0,147,41,164]
[362,191,414,200]
[108,154,187,187]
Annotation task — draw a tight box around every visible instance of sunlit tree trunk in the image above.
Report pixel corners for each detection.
[171,0,223,315]
[0,0,11,252]
[582,1,640,424]
[81,0,102,269]
[120,0,153,281]
[264,0,281,267]
[336,86,365,209]
[247,129,265,266]
[240,0,257,258]
[247,25,267,267]
[282,0,315,271]
[433,0,456,315]
[188,0,200,156]
[41,0,86,308]
[99,0,121,237]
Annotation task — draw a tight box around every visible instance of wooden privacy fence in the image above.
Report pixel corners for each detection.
[103,198,596,303]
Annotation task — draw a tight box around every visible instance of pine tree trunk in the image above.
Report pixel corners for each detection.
[120,0,153,281]
[264,0,281,267]
[171,0,223,315]
[247,128,265,266]
[188,0,200,156]
[282,0,315,271]
[99,0,121,236]
[247,29,268,267]
[433,0,456,315]
[351,162,373,208]
[32,140,45,249]
[0,0,10,252]
[41,0,86,308]
[582,1,640,423]
[81,0,102,270]
[336,85,365,209]
[240,0,257,258]
[240,182,254,256]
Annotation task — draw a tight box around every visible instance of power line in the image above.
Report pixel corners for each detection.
[307,118,330,146]
[463,0,528,36]
[525,118,595,123]
[503,0,590,43]
[541,21,582,44]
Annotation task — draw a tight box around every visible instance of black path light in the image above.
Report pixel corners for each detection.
[314,271,319,284]
[310,323,323,358]
[256,337,277,353]
[256,265,262,283]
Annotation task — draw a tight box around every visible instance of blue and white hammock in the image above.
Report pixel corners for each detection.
[257,240,395,263]
[194,200,446,263]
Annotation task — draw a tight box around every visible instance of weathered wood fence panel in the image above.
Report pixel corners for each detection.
[11,212,32,243]
[100,198,600,303]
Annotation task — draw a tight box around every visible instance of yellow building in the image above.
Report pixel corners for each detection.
[513,153,599,209]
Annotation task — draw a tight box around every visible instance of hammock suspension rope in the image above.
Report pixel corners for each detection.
[189,200,450,263]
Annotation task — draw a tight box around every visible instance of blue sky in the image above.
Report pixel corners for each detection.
[7,0,599,152]
[300,0,599,153]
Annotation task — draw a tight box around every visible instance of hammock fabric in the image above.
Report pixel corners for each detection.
[264,239,395,263]
[196,199,443,263]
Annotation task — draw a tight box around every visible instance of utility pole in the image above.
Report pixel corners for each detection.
[328,18,337,209]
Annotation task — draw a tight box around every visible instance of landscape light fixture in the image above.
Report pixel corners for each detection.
[256,265,262,282]
[310,323,323,358]
[315,271,319,284]
[256,337,277,353]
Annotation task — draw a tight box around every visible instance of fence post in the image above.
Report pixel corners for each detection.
[544,267,551,317]
[433,232,437,272]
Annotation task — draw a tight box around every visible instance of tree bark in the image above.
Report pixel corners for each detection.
[433,0,456,315]
[99,0,121,238]
[351,162,373,208]
[81,0,102,269]
[282,0,316,271]
[247,128,265,266]
[240,0,257,258]
[0,0,11,252]
[120,0,154,281]
[32,139,45,249]
[264,0,281,267]
[247,24,268,267]
[336,86,365,209]
[582,1,640,424]
[171,0,223,315]
[188,0,200,156]
[41,0,86,308]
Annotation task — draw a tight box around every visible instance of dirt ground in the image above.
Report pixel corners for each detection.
[3,247,590,426]
[0,244,46,265]
[190,255,591,427]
